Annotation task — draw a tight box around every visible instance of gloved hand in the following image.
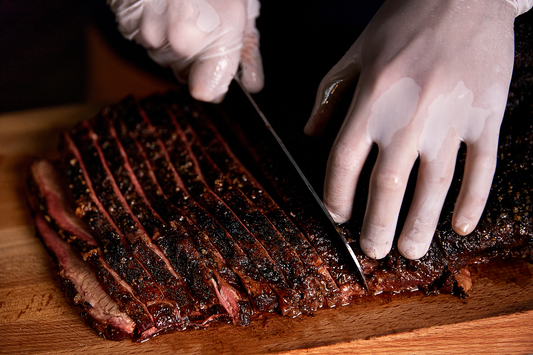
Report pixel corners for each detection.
[108,0,264,102]
[304,0,521,260]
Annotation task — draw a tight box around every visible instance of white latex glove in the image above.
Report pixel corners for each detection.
[506,0,533,15]
[108,0,264,102]
[304,0,520,260]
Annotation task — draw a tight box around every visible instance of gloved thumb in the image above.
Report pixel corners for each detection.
[186,49,242,103]
[239,18,264,93]
[304,39,363,136]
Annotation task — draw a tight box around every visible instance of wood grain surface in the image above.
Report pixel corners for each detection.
[1,105,533,355]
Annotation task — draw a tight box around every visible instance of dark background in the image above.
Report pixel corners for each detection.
[0,0,384,112]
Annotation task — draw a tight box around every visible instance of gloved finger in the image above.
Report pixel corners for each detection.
[452,88,505,235]
[187,49,242,103]
[304,39,363,137]
[452,141,498,236]
[322,75,378,223]
[323,129,373,224]
[239,20,264,94]
[359,147,418,259]
[397,144,459,260]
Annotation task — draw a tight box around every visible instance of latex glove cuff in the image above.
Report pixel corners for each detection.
[505,0,533,16]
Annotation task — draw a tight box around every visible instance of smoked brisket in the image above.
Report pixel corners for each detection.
[26,15,533,341]
[27,87,533,341]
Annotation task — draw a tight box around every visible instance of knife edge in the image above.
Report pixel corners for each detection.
[233,76,370,294]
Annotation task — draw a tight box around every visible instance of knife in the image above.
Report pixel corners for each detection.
[233,75,370,294]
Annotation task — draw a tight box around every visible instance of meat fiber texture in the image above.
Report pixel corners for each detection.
[25,13,533,343]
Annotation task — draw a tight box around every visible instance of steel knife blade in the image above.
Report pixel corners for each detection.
[233,75,370,294]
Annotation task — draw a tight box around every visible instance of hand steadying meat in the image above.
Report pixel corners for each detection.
[107,0,264,103]
[305,0,533,260]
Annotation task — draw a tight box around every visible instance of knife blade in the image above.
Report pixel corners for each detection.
[233,75,370,294]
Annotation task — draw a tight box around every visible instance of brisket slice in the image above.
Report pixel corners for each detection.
[34,213,136,340]
[28,160,98,253]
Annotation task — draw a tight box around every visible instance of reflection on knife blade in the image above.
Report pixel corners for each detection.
[233,75,370,294]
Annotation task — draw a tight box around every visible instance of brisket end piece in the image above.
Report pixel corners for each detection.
[26,159,154,340]
[33,213,136,340]
[28,159,98,253]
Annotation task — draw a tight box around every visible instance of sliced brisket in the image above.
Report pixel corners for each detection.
[108,98,302,317]
[26,71,533,342]
[62,132,187,334]
[165,98,345,308]
[137,98,321,314]
[104,107,279,316]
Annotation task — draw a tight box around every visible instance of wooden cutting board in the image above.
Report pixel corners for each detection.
[1,105,533,355]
